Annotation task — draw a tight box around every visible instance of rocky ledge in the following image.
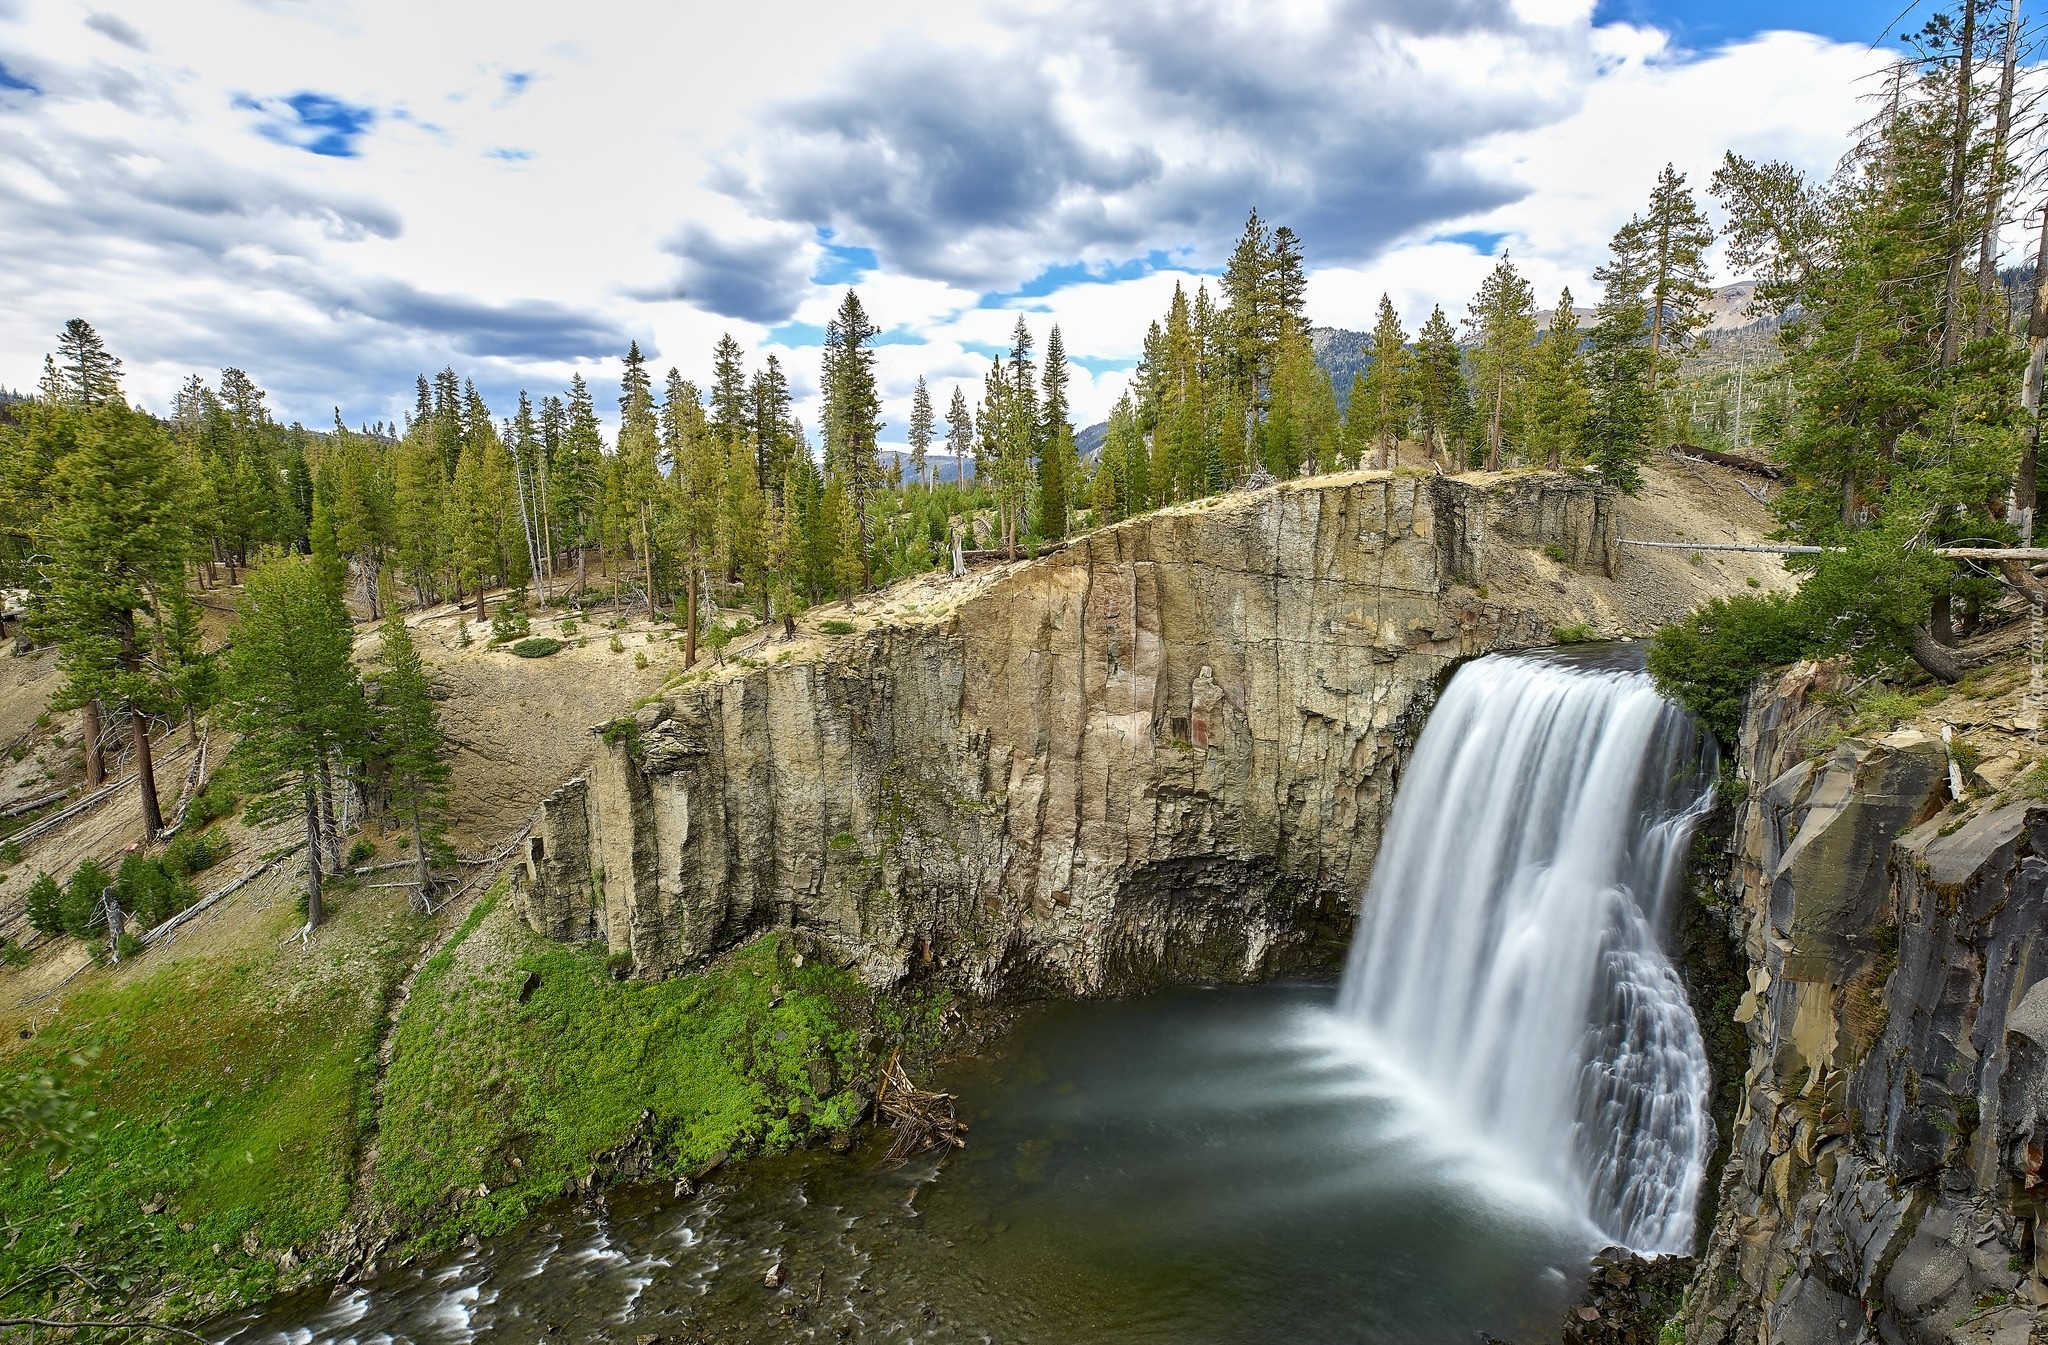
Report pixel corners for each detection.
[507,468,1772,997]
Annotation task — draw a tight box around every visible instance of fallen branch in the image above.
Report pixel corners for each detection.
[872,1048,968,1168]
[1620,539,2048,561]
[0,791,65,820]
[140,852,289,947]
[1669,444,1785,479]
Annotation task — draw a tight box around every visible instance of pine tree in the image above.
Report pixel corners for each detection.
[1585,282,1656,491]
[1610,165,1717,395]
[945,385,974,485]
[1361,295,1411,469]
[559,374,605,600]
[618,342,663,616]
[1036,327,1075,538]
[1524,289,1591,469]
[222,554,364,931]
[820,289,884,585]
[908,375,935,489]
[1465,256,1539,471]
[375,611,450,902]
[40,399,192,841]
[54,319,124,407]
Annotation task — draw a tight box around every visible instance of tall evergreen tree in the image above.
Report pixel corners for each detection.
[374,612,450,902]
[54,319,124,407]
[1465,255,1539,471]
[1360,295,1411,469]
[222,555,364,931]
[820,289,884,585]
[39,398,192,840]
[908,375,935,489]
[1524,289,1591,469]
[945,385,974,484]
[1611,165,1717,396]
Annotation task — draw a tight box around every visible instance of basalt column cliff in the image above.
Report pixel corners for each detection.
[511,468,1778,995]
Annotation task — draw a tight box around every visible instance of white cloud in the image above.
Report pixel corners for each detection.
[0,0,1893,438]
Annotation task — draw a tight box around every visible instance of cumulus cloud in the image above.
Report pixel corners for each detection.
[698,0,1594,294]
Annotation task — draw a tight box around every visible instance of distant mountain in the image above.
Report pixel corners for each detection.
[881,449,977,483]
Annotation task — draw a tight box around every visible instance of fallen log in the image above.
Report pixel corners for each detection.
[1669,444,1786,479]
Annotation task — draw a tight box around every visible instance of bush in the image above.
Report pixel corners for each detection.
[1647,591,1815,742]
[1552,623,1596,644]
[489,605,531,645]
[60,859,112,939]
[608,634,625,654]
[162,827,229,879]
[24,872,61,937]
[0,839,21,867]
[509,637,564,659]
[114,854,191,930]
[185,780,239,830]
[345,837,377,867]
[819,619,857,636]
[0,937,28,968]
[633,651,648,669]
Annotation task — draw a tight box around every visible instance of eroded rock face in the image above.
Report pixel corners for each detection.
[511,471,1667,994]
[1686,664,2048,1345]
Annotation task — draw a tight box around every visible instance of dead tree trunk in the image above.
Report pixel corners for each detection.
[82,697,104,787]
[130,706,163,840]
[1939,0,1979,369]
[302,775,324,930]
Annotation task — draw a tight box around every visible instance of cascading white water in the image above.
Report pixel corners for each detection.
[1336,647,1718,1254]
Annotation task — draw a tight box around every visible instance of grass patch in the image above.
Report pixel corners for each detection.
[372,908,876,1248]
[508,637,564,659]
[0,891,418,1321]
[818,619,857,636]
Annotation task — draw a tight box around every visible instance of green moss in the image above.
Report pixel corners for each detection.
[372,909,873,1246]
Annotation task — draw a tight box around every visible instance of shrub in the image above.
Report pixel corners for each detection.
[608,634,625,654]
[0,937,28,968]
[1551,623,1596,645]
[1647,591,1815,742]
[633,651,648,669]
[161,828,229,878]
[345,837,377,867]
[489,604,531,645]
[1543,542,1570,564]
[0,839,21,867]
[457,620,472,648]
[24,871,61,937]
[509,637,564,659]
[184,780,240,829]
[819,619,857,636]
[60,859,112,938]
[559,619,578,636]
[114,853,190,930]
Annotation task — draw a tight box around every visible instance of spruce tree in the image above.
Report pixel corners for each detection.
[1611,165,1717,395]
[375,612,450,902]
[1037,327,1075,538]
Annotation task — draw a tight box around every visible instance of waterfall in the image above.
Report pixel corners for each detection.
[1336,647,1718,1254]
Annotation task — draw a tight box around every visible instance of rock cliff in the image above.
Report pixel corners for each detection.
[511,467,1782,995]
[1686,663,2048,1343]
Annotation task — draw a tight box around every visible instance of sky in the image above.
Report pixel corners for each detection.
[0,0,1933,447]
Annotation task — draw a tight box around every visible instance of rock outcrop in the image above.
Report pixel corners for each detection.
[1686,663,2048,1344]
[512,468,1769,996]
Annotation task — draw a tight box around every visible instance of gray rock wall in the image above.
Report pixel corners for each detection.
[1686,664,2048,1345]
[511,470,1650,995]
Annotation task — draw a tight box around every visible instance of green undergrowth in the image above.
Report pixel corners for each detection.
[372,897,880,1248]
[0,889,417,1320]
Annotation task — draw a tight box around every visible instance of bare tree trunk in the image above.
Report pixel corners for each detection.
[303,776,323,930]
[1939,0,1979,368]
[1930,590,1956,646]
[577,543,587,605]
[641,505,657,619]
[318,758,344,873]
[685,565,698,669]
[1976,0,2023,337]
[1488,368,1505,472]
[2018,206,2048,528]
[412,801,431,906]
[130,706,162,840]
[82,697,104,787]
[185,705,198,749]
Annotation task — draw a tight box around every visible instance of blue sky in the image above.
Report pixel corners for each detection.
[0,1,1916,441]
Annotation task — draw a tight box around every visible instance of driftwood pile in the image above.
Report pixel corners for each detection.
[873,1049,968,1167]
